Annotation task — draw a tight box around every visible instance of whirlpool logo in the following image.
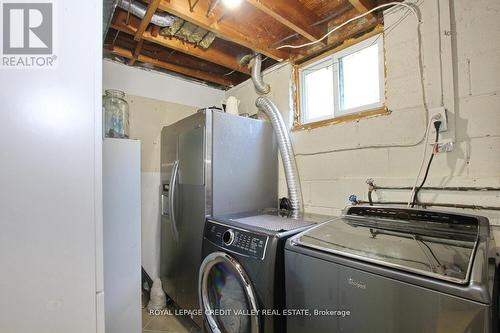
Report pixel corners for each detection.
[1,1,57,68]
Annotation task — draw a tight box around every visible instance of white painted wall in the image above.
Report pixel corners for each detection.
[103,60,225,108]
[227,0,500,223]
[0,1,103,333]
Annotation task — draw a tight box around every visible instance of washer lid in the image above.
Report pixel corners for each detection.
[292,207,481,284]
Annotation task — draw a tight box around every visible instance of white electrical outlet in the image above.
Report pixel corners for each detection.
[429,107,448,132]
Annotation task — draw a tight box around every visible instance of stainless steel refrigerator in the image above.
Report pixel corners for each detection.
[160,109,278,324]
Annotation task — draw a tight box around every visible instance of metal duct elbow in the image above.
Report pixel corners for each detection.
[256,97,303,213]
[250,54,270,95]
[117,0,176,27]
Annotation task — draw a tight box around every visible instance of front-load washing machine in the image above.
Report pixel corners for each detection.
[285,205,500,333]
[199,210,334,333]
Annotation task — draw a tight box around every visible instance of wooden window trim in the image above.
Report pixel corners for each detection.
[292,25,388,131]
[293,106,390,131]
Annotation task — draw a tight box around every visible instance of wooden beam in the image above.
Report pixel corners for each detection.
[245,0,323,42]
[154,0,289,61]
[347,0,376,20]
[325,7,379,45]
[110,45,237,87]
[128,39,144,65]
[142,32,251,74]
[290,9,380,62]
[348,0,376,12]
[134,0,162,41]
[112,10,250,74]
[151,25,161,37]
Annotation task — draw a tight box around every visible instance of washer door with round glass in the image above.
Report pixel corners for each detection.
[199,252,260,333]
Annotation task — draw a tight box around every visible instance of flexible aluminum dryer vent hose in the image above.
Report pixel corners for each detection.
[250,54,271,95]
[256,97,303,213]
[117,0,176,27]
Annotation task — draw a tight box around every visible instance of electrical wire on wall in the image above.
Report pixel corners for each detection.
[407,114,441,206]
[410,120,442,207]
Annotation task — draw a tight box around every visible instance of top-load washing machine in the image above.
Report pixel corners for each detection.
[198,209,334,333]
[285,205,500,333]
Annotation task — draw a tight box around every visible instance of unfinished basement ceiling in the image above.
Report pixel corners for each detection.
[103,0,399,89]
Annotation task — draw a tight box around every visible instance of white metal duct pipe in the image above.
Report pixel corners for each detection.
[256,97,303,213]
[250,54,271,95]
[117,0,176,27]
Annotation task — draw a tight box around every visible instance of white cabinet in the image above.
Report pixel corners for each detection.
[103,138,142,333]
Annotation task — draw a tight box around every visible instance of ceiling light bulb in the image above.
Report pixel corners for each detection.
[222,0,243,9]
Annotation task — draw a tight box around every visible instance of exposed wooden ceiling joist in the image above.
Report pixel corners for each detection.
[291,7,380,61]
[347,0,376,12]
[128,39,144,65]
[325,7,379,44]
[346,0,376,19]
[112,9,251,74]
[134,0,162,41]
[109,45,238,87]
[104,0,391,87]
[153,0,290,61]
[245,0,324,42]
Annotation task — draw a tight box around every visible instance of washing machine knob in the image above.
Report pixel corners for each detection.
[223,229,235,246]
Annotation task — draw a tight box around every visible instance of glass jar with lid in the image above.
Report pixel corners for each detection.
[103,89,129,138]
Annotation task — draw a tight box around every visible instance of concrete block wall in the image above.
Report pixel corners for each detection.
[226,0,500,222]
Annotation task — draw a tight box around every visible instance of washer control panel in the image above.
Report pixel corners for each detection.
[205,220,268,260]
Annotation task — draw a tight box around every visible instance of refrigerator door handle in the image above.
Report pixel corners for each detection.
[169,160,180,239]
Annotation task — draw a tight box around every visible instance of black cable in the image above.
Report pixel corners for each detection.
[368,189,374,206]
[412,152,435,207]
[366,179,375,206]
[411,121,441,208]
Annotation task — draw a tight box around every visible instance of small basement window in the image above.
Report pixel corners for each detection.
[297,34,385,127]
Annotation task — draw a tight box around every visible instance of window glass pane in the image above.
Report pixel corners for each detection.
[303,65,334,122]
[339,43,380,113]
